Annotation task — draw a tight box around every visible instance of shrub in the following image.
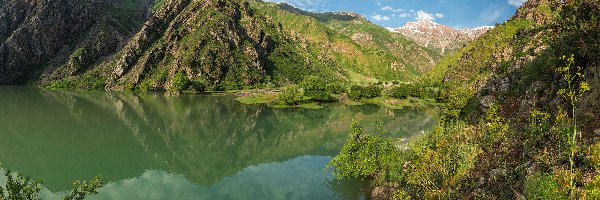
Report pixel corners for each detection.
[301,76,332,102]
[326,82,346,95]
[524,173,567,200]
[391,189,412,200]
[348,85,364,101]
[402,122,478,199]
[362,85,382,99]
[388,84,415,99]
[327,121,399,181]
[170,71,190,93]
[347,85,382,101]
[585,176,600,199]
[277,85,303,105]
[589,142,600,170]
[388,84,438,99]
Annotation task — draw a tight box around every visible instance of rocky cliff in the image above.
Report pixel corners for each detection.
[0,0,153,84]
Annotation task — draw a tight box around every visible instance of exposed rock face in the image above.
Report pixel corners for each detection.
[393,20,492,53]
[0,0,152,84]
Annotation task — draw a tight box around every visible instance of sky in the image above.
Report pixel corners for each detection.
[262,0,528,29]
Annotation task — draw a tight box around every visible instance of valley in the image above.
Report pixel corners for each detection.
[1,0,599,199]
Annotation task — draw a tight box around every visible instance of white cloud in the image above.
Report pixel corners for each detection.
[382,6,394,11]
[398,13,411,18]
[372,15,391,21]
[508,0,527,7]
[435,13,445,18]
[415,10,435,21]
[381,5,405,13]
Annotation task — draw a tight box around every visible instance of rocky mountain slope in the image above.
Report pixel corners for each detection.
[0,0,153,85]
[0,0,440,91]
[393,20,492,53]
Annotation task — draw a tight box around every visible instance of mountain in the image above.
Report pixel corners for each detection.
[417,0,600,197]
[0,0,440,91]
[393,20,492,53]
[308,12,441,74]
[0,0,153,85]
[427,0,600,123]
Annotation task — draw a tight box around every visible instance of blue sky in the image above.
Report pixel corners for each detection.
[262,0,527,29]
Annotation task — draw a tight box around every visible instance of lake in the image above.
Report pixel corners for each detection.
[0,86,438,199]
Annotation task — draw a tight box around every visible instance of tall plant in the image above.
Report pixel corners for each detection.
[555,54,590,196]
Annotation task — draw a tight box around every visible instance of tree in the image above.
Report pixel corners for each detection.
[300,76,331,102]
[277,85,303,105]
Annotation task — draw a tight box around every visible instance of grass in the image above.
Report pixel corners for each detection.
[235,93,279,105]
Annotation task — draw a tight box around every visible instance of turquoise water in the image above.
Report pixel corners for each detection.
[0,86,437,199]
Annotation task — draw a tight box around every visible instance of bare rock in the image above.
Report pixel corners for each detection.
[371,182,399,200]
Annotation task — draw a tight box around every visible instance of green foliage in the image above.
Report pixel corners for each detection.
[47,69,107,91]
[0,169,41,200]
[387,84,438,99]
[347,85,364,101]
[300,76,332,102]
[441,87,473,121]
[524,173,568,200]
[585,175,600,199]
[0,169,102,200]
[480,103,509,147]
[347,85,382,101]
[363,85,383,99]
[588,142,600,170]
[327,121,399,182]
[555,54,590,195]
[62,176,103,200]
[277,85,303,105]
[403,122,479,199]
[168,72,204,94]
[326,82,346,95]
[170,72,190,93]
[390,189,411,200]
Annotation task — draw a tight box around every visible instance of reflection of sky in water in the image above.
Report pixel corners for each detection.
[31,156,351,200]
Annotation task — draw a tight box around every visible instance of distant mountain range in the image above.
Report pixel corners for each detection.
[390,20,493,53]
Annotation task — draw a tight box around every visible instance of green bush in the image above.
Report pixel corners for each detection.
[391,189,412,200]
[348,85,364,101]
[363,85,382,99]
[300,76,332,102]
[170,72,190,93]
[589,142,600,170]
[388,84,438,99]
[277,85,303,105]
[586,175,600,199]
[524,173,567,200]
[326,82,346,95]
[327,121,399,181]
[347,85,382,101]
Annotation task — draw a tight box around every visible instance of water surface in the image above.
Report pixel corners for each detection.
[0,86,437,199]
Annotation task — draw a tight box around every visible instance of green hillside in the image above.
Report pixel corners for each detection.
[29,0,441,92]
[330,0,600,199]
